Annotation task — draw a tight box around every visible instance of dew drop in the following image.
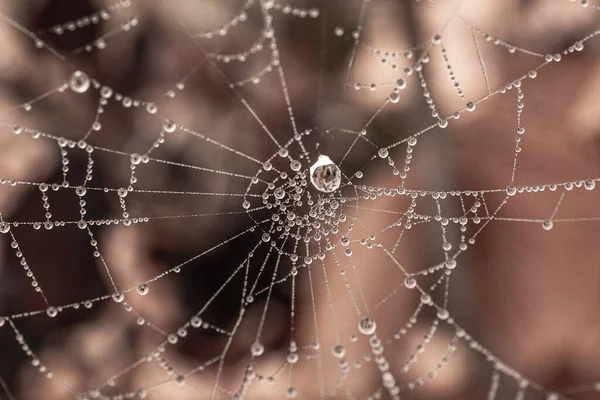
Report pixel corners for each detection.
[286,352,299,364]
[358,317,377,335]
[112,292,125,303]
[445,259,457,269]
[163,119,177,133]
[274,188,285,199]
[191,316,203,328]
[0,222,10,234]
[332,344,345,358]
[290,160,302,171]
[437,309,449,320]
[100,86,113,98]
[584,179,596,190]
[146,103,157,114]
[69,71,90,93]
[137,284,149,295]
[310,155,341,193]
[251,342,265,356]
[46,306,58,318]
[278,148,289,158]
[286,387,297,398]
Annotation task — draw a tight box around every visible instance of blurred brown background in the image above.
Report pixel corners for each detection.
[0,0,600,399]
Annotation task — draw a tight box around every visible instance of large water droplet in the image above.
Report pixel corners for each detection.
[310,155,341,193]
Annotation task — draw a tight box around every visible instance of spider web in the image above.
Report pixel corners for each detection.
[0,0,599,399]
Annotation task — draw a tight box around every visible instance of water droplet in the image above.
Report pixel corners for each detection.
[46,306,58,318]
[0,222,10,234]
[286,387,297,398]
[358,317,377,335]
[506,186,517,196]
[437,309,449,320]
[286,352,299,364]
[191,316,203,328]
[278,148,289,158]
[378,148,389,158]
[146,103,157,114]
[274,188,285,199]
[100,86,113,98]
[112,292,125,303]
[117,188,128,198]
[310,155,341,193]
[251,342,265,356]
[542,220,553,231]
[584,179,596,190]
[163,119,177,133]
[137,284,149,295]
[76,186,87,196]
[290,160,302,171]
[404,276,416,289]
[332,344,345,358]
[69,71,90,93]
[168,333,178,344]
